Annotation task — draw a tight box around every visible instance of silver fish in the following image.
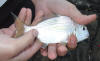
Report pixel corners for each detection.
[24,16,89,45]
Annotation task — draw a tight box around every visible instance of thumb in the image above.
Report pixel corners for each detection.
[71,14,97,25]
[14,30,38,53]
[63,2,97,25]
[10,40,42,61]
[32,10,44,26]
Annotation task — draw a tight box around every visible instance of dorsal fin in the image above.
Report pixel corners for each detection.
[11,12,25,38]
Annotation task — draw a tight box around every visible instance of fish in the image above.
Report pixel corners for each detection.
[24,16,89,44]
[12,13,89,46]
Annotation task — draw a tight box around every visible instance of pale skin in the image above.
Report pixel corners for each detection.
[0,0,97,61]
[0,8,43,61]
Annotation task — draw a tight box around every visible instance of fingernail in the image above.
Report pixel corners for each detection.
[32,30,38,36]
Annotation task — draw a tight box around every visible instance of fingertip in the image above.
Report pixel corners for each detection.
[20,8,27,14]
[67,34,77,49]
[74,14,97,25]
[24,8,32,25]
[48,44,57,60]
[83,14,97,25]
[48,53,57,60]
[18,8,27,22]
[57,44,68,56]
[21,8,27,11]
[26,8,32,17]
[88,14,97,20]
[27,8,32,12]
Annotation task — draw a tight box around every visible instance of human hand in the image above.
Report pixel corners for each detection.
[31,0,97,60]
[0,8,42,61]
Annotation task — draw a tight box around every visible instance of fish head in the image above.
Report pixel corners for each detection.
[75,25,89,42]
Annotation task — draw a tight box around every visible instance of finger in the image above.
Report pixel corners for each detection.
[0,28,10,35]
[10,40,42,61]
[67,34,77,49]
[57,44,68,56]
[32,10,44,26]
[18,8,27,22]
[0,24,16,36]
[72,14,97,25]
[24,8,32,25]
[54,1,97,25]
[48,44,57,60]
[1,26,15,37]
[14,8,27,37]
[40,48,48,56]
[64,3,97,25]
[13,30,38,54]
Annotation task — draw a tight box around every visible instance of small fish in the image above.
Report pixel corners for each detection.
[12,13,89,45]
[24,16,89,45]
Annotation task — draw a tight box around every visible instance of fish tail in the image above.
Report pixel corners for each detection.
[11,12,25,38]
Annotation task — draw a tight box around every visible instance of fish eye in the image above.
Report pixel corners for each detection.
[83,27,85,30]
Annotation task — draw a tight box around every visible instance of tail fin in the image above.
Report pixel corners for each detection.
[11,12,25,38]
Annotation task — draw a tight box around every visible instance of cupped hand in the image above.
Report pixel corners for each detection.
[0,8,42,61]
[31,0,97,60]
